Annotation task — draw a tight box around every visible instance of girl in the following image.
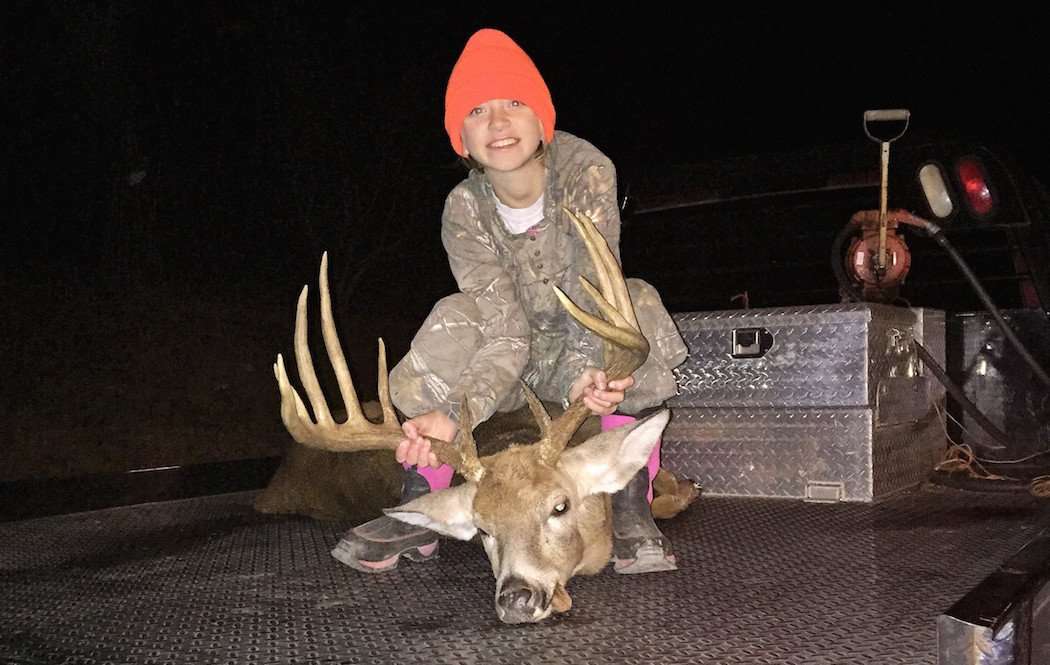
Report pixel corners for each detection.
[332,28,687,575]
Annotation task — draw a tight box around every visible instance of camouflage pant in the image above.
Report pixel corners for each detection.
[389,278,687,421]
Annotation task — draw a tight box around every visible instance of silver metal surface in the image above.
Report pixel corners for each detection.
[664,406,944,501]
[665,304,946,502]
[937,530,1050,665]
[670,304,944,410]
[936,615,1015,665]
[1,489,1047,664]
[954,309,1050,459]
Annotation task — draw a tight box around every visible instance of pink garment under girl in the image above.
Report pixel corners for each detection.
[601,413,660,504]
[406,462,455,491]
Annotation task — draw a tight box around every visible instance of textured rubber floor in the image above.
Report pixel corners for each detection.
[1,487,1047,664]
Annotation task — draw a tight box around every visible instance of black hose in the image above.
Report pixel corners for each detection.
[913,341,1013,450]
[831,221,864,302]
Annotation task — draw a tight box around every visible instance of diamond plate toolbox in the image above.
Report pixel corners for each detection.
[663,304,947,502]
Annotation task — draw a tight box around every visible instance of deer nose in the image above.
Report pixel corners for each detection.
[497,577,548,619]
[501,588,532,612]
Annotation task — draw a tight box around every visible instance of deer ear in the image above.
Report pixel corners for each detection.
[557,410,670,497]
[384,483,478,541]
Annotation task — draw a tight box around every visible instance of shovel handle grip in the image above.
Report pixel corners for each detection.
[864,109,910,122]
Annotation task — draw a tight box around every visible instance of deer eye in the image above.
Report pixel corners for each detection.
[551,500,570,517]
[476,526,491,539]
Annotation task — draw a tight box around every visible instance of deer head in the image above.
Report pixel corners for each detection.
[388,409,669,623]
[273,210,663,623]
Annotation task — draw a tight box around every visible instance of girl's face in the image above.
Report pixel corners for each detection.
[460,99,544,173]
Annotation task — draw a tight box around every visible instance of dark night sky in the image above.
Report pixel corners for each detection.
[7,4,1049,304]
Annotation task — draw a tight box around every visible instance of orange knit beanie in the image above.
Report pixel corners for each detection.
[444,29,556,156]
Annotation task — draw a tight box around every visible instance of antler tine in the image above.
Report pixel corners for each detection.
[566,208,638,330]
[521,381,552,442]
[274,351,321,444]
[449,401,485,482]
[539,209,651,464]
[293,283,334,426]
[376,338,398,427]
[319,252,364,422]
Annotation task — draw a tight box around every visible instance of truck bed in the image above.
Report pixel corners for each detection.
[2,486,1047,664]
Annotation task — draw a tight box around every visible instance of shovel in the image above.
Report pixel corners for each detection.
[863,109,910,278]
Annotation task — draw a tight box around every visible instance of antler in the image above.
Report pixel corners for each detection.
[537,208,651,464]
[274,210,646,479]
[273,252,484,478]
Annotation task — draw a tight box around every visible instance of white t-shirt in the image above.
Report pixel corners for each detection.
[495,193,545,235]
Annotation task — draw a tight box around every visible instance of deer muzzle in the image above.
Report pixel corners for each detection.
[495,577,573,624]
[496,576,547,624]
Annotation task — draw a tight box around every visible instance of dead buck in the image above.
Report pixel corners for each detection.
[273,210,670,624]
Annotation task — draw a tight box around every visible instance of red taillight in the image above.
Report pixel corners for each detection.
[956,157,994,217]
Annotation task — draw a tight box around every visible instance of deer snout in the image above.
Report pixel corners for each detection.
[496,576,549,624]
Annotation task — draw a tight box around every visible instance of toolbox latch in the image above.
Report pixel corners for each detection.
[731,327,774,359]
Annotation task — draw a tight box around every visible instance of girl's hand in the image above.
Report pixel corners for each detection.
[395,410,458,468]
[568,367,635,416]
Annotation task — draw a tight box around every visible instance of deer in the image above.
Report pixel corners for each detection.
[273,210,672,624]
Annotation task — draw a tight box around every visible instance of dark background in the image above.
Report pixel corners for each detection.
[5,3,1047,481]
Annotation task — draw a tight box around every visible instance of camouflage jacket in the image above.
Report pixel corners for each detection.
[439,131,685,423]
